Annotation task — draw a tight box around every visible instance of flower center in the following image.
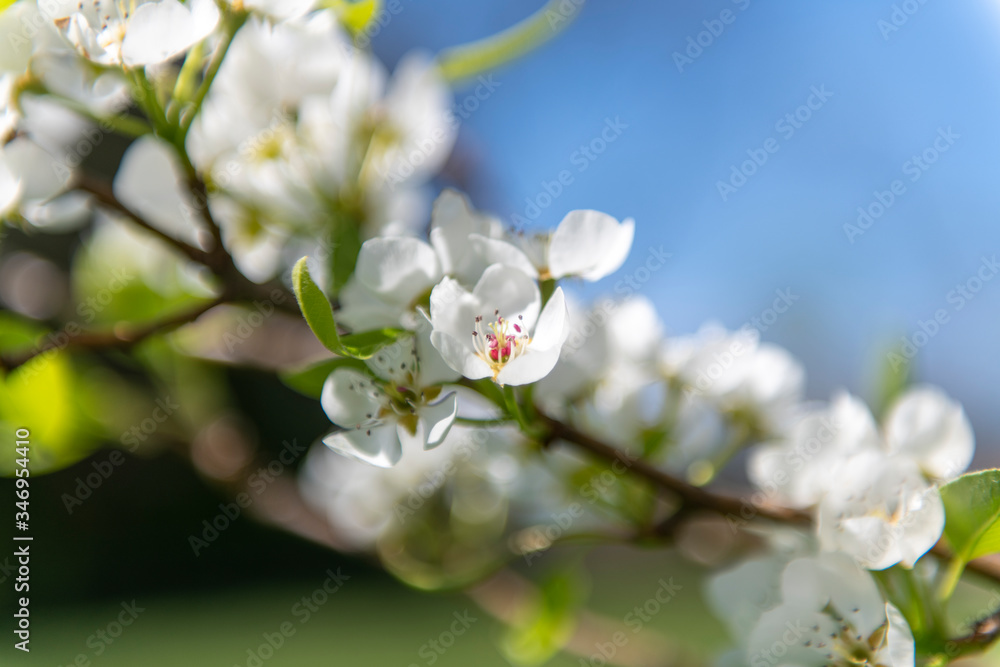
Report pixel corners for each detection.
[472,310,530,378]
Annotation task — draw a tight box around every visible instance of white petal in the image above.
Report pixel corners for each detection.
[471,264,541,330]
[468,234,538,278]
[0,152,23,216]
[414,311,461,386]
[429,275,480,342]
[430,331,491,380]
[323,426,401,468]
[495,344,562,386]
[113,136,201,246]
[880,603,915,667]
[548,210,634,281]
[529,286,568,350]
[355,236,441,305]
[885,385,974,480]
[4,138,69,203]
[422,391,458,449]
[320,368,384,428]
[122,0,220,66]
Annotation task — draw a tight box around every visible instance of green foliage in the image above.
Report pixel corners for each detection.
[436,0,584,84]
[501,568,585,665]
[292,256,344,353]
[292,256,408,360]
[322,0,382,35]
[0,314,93,474]
[938,469,1000,598]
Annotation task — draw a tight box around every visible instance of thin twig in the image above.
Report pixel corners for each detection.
[538,411,810,525]
[75,173,211,266]
[0,297,223,372]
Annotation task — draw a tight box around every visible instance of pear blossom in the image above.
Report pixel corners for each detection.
[429,264,569,386]
[884,385,974,481]
[428,189,507,285]
[337,235,443,331]
[748,392,880,509]
[42,0,220,67]
[321,331,459,467]
[662,324,805,435]
[463,209,635,283]
[746,553,914,667]
[816,451,944,570]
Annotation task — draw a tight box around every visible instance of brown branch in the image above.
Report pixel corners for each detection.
[538,411,810,525]
[75,173,212,266]
[0,297,224,372]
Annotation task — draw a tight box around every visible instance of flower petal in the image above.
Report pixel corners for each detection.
[323,426,401,468]
[468,234,538,278]
[884,385,974,480]
[113,136,202,247]
[355,236,441,305]
[529,286,568,350]
[121,0,220,66]
[471,264,541,330]
[422,391,458,449]
[495,343,562,386]
[321,368,384,428]
[548,210,635,281]
[430,331,491,380]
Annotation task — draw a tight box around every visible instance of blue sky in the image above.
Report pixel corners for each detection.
[374,0,1000,459]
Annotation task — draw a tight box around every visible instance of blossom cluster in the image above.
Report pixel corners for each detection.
[0,3,988,666]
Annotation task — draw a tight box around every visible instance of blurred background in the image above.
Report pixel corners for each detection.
[5,0,1000,664]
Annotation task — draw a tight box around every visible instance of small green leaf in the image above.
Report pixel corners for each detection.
[292,257,343,354]
[941,469,1000,561]
[340,328,409,359]
[501,569,584,666]
[280,357,369,398]
[322,0,381,35]
[938,469,1000,599]
[436,0,583,84]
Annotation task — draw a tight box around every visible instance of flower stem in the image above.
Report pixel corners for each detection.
[178,9,248,142]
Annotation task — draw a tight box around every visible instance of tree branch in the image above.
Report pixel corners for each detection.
[537,411,810,525]
[0,297,224,372]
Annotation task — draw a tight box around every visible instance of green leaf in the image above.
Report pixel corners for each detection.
[941,470,1000,561]
[322,0,381,35]
[436,0,583,84]
[938,469,1000,599]
[500,569,584,665]
[280,357,369,398]
[292,256,343,354]
[340,328,409,359]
